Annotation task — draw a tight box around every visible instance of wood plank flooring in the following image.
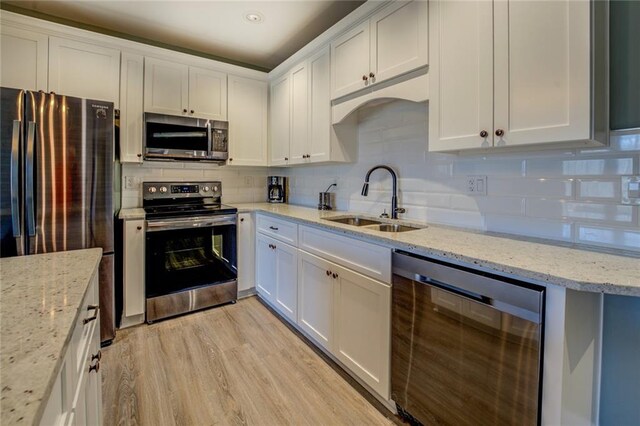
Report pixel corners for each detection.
[102,297,395,426]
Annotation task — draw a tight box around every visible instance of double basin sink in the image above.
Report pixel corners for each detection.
[323,215,426,233]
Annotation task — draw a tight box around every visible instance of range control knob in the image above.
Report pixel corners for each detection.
[159,186,168,194]
[148,186,157,194]
[213,185,219,192]
[203,186,210,192]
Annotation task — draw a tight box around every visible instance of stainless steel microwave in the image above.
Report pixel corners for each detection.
[144,112,228,162]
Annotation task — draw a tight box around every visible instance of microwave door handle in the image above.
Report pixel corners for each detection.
[207,122,213,156]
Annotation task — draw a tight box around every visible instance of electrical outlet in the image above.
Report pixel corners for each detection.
[124,176,135,190]
[244,176,254,187]
[466,175,487,195]
[622,176,640,205]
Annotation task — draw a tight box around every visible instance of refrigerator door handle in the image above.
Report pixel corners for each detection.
[11,120,21,237]
[26,121,36,237]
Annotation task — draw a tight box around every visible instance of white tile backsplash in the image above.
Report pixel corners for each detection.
[279,100,640,251]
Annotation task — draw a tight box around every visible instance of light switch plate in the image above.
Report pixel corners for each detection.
[621,176,640,205]
[467,175,487,196]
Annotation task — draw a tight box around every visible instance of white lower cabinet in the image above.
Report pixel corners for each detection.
[298,251,334,350]
[237,213,256,294]
[334,264,390,399]
[40,272,102,425]
[122,218,145,327]
[256,232,298,322]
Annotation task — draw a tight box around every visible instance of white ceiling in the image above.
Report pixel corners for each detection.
[5,0,366,71]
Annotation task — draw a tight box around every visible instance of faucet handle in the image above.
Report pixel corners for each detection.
[379,209,390,218]
[395,207,406,215]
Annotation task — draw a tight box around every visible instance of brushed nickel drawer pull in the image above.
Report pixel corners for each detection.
[269,226,278,231]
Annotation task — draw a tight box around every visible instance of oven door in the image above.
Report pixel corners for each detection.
[145,215,237,320]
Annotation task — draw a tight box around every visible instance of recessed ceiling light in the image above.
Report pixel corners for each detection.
[244,12,264,24]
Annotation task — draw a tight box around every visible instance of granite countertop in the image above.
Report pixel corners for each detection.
[118,208,146,220]
[0,248,103,425]
[231,203,640,296]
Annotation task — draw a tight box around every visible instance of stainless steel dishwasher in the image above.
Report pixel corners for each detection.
[391,251,545,426]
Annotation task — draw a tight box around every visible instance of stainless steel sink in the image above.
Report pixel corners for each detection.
[325,216,383,226]
[370,223,424,233]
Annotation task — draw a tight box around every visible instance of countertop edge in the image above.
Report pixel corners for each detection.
[239,206,640,297]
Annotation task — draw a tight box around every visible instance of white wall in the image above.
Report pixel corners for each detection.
[121,162,270,208]
[281,100,640,252]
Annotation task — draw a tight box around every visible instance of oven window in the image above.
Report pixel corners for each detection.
[146,224,237,298]
[146,121,209,151]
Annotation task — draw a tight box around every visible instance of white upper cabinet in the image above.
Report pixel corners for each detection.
[228,75,268,166]
[188,66,227,120]
[144,57,189,116]
[307,47,332,163]
[48,37,120,107]
[144,57,227,120]
[331,0,428,100]
[269,73,291,166]
[0,26,48,91]
[119,52,144,163]
[369,0,429,84]
[331,21,371,99]
[288,62,309,165]
[429,0,600,152]
[428,0,494,151]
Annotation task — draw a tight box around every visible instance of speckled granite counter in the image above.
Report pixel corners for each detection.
[0,248,102,425]
[231,203,640,296]
[118,208,145,220]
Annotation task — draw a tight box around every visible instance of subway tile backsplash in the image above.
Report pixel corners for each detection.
[279,100,640,252]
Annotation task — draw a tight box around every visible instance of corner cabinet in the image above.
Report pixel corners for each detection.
[0,25,48,91]
[428,0,607,152]
[48,36,121,107]
[269,46,357,167]
[227,75,268,166]
[144,57,227,120]
[331,0,428,100]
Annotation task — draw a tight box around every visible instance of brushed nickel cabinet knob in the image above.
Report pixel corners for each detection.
[480,130,488,138]
[495,129,504,137]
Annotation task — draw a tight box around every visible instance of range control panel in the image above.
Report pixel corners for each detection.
[143,181,221,200]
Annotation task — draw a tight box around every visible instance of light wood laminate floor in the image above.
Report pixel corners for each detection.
[102,297,394,426]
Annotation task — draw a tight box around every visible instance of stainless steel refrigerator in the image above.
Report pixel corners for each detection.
[1,87,116,344]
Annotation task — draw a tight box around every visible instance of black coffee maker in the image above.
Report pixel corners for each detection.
[268,176,287,203]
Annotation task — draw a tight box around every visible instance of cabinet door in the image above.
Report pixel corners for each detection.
[119,53,144,163]
[274,241,298,322]
[255,233,276,302]
[188,66,227,120]
[144,57,189,116]
[237,213,255,293]
[334,264,391,399]
[48,37,120,107]
[84,329,103,426]
[298,251,334,351]
[0,26,48,91]
[124,220,145,318]
[269,74,290,166]
[331,21,371,99]
[370,0,428,84]
[289,62,309,165]
[428,0,494,152]
[493,0,591,147]
[308,46,331,163]
[227,75,268,166]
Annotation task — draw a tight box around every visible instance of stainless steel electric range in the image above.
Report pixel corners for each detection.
[143,181,237,323]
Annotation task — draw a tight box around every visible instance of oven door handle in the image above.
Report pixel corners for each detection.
[146,215,237,232]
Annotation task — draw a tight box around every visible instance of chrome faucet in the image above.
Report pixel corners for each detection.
[361,165,405,219]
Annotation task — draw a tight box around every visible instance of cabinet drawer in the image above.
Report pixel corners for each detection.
[298,225,391,283]
[256,214,298,245]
